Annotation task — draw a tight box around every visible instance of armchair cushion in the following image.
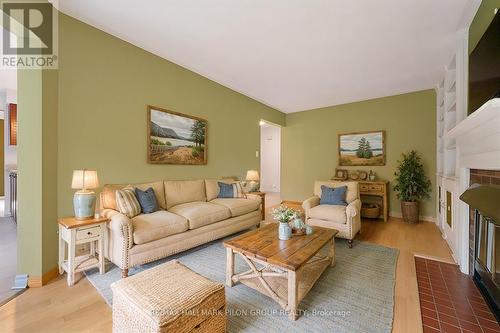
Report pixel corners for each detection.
[319,185,348,206]
[308,205,347,224]
[314,181,359,204]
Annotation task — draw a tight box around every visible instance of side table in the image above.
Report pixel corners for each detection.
[58,216,109,286]
[248,191,266,221]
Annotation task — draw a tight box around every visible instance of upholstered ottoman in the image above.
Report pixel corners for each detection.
[111,260,226,333]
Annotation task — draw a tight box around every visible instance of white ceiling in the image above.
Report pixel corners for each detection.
[58,0,475,113]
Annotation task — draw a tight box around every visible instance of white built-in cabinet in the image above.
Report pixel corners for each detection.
[435,27,471,270]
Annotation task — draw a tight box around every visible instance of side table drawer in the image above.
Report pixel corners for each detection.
[368,184,384,192]
[359,184,369,192]
[76,226,101,241]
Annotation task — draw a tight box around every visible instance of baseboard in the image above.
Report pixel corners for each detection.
[389,211,436,223]
[28,266,59,288]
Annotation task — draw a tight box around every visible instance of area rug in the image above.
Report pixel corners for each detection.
[86,238,398,333]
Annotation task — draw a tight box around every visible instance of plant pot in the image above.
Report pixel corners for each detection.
[401,201,419,223]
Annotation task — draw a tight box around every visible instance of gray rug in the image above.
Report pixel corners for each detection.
[86,238,398,333]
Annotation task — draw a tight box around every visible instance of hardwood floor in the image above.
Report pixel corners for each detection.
[0,217,452,333]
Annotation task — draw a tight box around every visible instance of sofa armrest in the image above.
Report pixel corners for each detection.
[302,196,320,211]
[346,198,362,218]
[101,209,133,249]
[245,193,262,204]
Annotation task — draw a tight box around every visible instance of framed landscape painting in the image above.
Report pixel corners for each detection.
[147,105,207,164]
[338,130,385,166]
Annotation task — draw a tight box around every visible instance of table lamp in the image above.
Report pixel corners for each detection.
[246,170,260,192]
[72,169,99,220]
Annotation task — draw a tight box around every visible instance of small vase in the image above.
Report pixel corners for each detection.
[278,222,292,240]
[293,217,304,229]
[305,225,313,235]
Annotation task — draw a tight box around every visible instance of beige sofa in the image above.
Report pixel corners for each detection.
[100,179,261,277]
[302,181,361,248]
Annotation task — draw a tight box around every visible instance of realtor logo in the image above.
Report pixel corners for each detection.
[1,0,58,68]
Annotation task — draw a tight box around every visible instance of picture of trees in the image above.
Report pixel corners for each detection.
[339,131,385,166]
[148,106,207,164]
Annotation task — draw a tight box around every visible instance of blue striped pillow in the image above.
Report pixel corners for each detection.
[217,182,245,198]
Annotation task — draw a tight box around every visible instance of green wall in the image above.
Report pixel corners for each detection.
[469,0,500,53]
[282,90,436,218]
[57,14,285,216]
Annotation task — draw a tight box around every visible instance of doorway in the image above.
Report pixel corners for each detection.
[259,120,281,206]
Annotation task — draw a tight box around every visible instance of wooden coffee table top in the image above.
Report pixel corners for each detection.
[223,223,338,271]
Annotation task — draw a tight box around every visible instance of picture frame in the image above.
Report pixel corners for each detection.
[338,130,386,166]
[147,105,207,165]
[358,170,368,181]
[333,168,348,180]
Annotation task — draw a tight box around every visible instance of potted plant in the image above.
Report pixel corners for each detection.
[393,150,431,223]
[271,205,295,240]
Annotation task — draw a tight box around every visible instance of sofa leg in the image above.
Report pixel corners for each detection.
[348,240,353,248]
[122,268,128,278]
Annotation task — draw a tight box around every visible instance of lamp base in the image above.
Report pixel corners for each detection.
[73,191,96,220]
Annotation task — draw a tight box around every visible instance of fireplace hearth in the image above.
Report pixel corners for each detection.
[460,184,500,321]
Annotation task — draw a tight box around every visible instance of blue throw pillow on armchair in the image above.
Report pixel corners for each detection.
[134,187,159,214]
[320,185,348,206]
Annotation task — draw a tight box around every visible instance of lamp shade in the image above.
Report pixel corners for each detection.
[246,170,260,181]
[71,170,99,190]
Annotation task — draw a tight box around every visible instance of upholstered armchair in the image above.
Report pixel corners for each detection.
[302,181,361,248]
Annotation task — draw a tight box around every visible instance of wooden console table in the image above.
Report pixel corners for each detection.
[331,180,389,222]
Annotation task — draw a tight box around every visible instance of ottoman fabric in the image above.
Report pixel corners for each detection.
[111,260,226,332]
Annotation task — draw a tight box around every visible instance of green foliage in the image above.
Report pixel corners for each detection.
[271,205,297,223]
[356,137,373,158]
[393,150,431,202]
[151,138,165,145]
[191,146,204,157]
[165,141,172,146]
[190,120,206,148]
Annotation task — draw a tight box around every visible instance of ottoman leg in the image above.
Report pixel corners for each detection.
[122,268,128,278]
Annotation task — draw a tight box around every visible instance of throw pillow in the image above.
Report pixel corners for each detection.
[116,187,141,218]
[217,182,246,198]
[135,187,159,214]
[320,185,348,206]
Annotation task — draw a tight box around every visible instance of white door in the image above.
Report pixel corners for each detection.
[260,122,281,192]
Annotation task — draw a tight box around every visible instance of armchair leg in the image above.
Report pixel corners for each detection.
[122,268,128,278]
[348,240,353,248]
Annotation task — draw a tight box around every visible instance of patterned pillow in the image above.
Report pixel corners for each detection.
[320,185,348,206]
[116,187,141,218]
[217,182,246,199]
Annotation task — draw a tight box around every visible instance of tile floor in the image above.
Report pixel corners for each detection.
[415,256,500,333]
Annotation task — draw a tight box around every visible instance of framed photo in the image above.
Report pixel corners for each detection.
[333,168,348,180]
[147,105,207,164]
[338,130,385,166]
[358,170,368,181]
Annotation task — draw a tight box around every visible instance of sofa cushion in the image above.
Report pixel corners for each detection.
[169,202,231,229]
[314,181,358,204]
[132,210,188,245]
[308,205,347,224]
[164,180,207,209]
[210,198,260,217]
[135,187,159,214]
[116,187,142,218]
[101,181,166,210]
